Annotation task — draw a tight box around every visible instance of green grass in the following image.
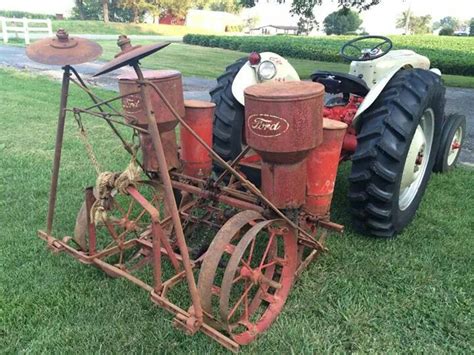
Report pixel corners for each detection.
[184,34,474,76]
[52,20,215,36]
[3,35,473,87]
[0,68,473,353]
[97,41,474,88]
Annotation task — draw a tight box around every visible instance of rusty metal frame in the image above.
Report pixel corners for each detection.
[37,61,343,352]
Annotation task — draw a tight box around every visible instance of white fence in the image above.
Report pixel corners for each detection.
[1,17,52,44]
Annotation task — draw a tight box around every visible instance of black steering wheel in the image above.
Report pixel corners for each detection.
[340,35,393,62]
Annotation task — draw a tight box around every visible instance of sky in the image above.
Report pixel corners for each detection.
[1,0,473,34]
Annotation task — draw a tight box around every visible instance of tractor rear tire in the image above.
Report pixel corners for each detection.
[210,57,260,184]
[349,69,445,238]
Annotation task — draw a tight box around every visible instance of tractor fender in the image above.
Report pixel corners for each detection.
[352,67,401,127]
[231,52,300,105]
[353,67,442,127]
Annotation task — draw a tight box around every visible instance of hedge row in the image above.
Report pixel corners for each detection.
[0,10,55,20]
[183,34,474,76]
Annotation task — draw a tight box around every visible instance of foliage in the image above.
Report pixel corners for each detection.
[209,0,242,13]
[89,40,474,87]
[439,27,454,36]
[396,11,432,35]
[296,13,318,35]
[291,0,379,34]
[243,15,259,30]
[72,0,136,22]
[239,0,256,7]
[0,10,54,19]
[154,0,193,18]
[183,33,474,76]
[433,16,461,31]
[119,0,153,23]
[323,8,362,35]
[470,18,474,36]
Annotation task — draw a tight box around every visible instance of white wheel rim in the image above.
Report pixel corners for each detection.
[399,109,434,211]
[447,126,462,166]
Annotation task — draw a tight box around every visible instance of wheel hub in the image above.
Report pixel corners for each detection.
[447,126,463,166]
[399,109,434,211]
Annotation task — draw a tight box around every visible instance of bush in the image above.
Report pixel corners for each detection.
[183,34,474,76]
[439,28,454,36]
[0,10,54,19]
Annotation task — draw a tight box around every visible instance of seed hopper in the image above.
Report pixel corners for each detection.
[30,30,346,351]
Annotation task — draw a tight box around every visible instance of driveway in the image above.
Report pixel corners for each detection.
[1,45,472,164]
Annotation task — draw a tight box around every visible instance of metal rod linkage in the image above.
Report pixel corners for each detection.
[46,65,71,234]
[133,63,204,325]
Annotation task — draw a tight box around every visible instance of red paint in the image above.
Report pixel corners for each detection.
[248,52,261,65]
[118,70,184,130]
[244,81,325,208]
[140,130,180,172]
[305,118,347,217]
[180,100,215,178]
[323,96,362,158]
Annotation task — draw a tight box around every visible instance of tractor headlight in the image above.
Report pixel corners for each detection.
[257,60,276,81]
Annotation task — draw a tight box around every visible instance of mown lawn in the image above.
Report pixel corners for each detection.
[3,35,473,88]
[0,68,473,353]
[97,41,474,88]
[94,40,345,79]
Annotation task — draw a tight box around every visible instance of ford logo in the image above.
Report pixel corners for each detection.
[122,94,142,113]
[248,114,289,138]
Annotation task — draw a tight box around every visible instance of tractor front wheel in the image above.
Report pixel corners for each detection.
[349,69,445,237]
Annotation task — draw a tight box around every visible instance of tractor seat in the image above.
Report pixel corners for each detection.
[310,71,369,97]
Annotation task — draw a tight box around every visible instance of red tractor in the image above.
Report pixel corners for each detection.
[211,35,466,237]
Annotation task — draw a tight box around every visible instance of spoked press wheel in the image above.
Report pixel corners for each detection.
[198,210,298,345]
[349,69,445,237]
[74,183,164,273]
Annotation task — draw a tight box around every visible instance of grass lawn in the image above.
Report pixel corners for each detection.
[3,36,473,87]
[97,41,474,88]
[1,68,473,353]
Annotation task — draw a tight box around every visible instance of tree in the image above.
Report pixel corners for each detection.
[209,0,242,13]
[157,0,194,19]
[291,0,379,36]
[239,0,256,7]
[194,0,242,14]
[396,11,432,34]
[323,8,362,35]
[74,0,86,19]
[119,0,153,23]
[72,0,135,22]
[72,0,101,20]
[102,0,109,23]
[243,15,259,30]
[433,16,461,31]
[470,18,474,36]
[439,27,454,36]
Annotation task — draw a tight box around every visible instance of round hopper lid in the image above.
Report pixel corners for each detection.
[244,81,325,102]
[26,29,102,66]
[94,35,170,77]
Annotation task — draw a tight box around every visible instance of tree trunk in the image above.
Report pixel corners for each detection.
[75,0,85,20]
[102,0,110,23]
[133,7,139,23]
